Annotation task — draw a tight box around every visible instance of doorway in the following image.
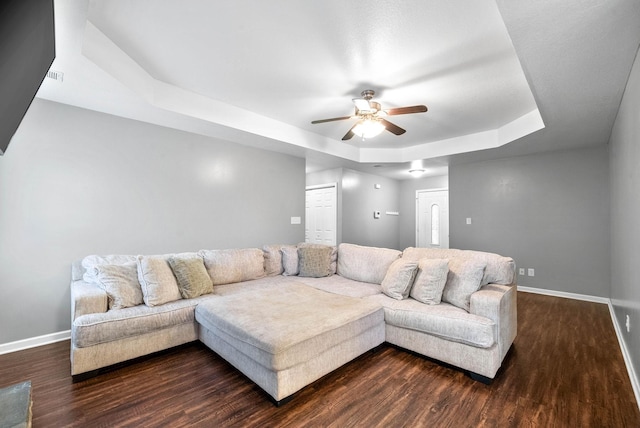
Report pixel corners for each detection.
[416,189,449,248]
[305,183,337,246]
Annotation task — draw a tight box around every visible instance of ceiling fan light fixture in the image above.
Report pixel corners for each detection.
[352,119,385,139]
[409,169,425,178]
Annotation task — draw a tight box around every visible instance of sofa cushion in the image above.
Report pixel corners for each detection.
[365,294,495,348]
[298,245,333,278]
[410,258,449,305]
[402,247,515,286]
[381,259,419,300]
[337,243,402,284]
[281,245,299,276]
[93,262,143,310]
[293,275,382,298]
[167,256,213,299]
[201,248,265,285]
[72,298,204,348]
[442,259,487,311]
[136,255,182,307]
[195,282,384,371]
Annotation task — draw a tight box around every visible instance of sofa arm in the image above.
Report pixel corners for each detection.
[470,284,517,360]
[71,280,108,321]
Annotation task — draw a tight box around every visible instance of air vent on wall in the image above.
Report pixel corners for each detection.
[46,70,64,82]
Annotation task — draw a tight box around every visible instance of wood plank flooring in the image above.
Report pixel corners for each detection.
[0,291,638,427]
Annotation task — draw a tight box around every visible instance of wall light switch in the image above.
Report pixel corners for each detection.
[290,216,301,225]
[466,218,472,225]
[519,268,525,276]
[528,268,535,277]
[374,184,381,189]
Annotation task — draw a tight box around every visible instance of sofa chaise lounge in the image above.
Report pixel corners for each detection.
[70,243,517,403]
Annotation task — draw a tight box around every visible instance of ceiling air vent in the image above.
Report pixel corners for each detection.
[46,70,64,82]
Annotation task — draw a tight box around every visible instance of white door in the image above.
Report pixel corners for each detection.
[416,189,449,248]
[305,184,337,245]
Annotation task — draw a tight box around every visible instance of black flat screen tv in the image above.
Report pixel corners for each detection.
[0,0,55,155]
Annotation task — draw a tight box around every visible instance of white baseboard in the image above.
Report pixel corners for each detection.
[608,303,640,410]
[517,286,609,304]
[0,330,70,355]
[518,285,640,410]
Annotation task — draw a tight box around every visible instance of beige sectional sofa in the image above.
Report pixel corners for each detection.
[70,243,517,403]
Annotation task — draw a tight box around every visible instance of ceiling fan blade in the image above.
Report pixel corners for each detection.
[311,116,353,124]
[385,105,428,116]
[381,119,406,136]
[342,123,358,140]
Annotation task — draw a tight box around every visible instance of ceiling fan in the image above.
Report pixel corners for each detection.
[311,90,428,140]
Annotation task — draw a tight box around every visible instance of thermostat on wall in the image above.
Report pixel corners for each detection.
[373,211,381,219]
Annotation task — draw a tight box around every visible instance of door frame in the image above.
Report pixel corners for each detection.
[415,188,449,248]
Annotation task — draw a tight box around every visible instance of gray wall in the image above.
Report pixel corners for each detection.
[341,169,400,249]
[610,46,640,387]
[398,175,449,250]
[0,99,305,344]
[307,168,401,249]
[449,146,610,297]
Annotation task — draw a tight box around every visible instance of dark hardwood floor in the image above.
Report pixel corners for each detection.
[1,291,638,427]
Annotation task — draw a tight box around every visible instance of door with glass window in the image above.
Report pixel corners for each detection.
[416,190,449,248]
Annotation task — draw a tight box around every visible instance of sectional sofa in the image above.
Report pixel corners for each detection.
[70,243,517,404]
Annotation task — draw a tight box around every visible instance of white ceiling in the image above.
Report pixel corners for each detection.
[36,0,640,180]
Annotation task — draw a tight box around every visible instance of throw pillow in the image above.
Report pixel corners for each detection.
[167,256,213,299]
[381,259,419,300]
[297,242,338,274]
[409,258,449,305]
[442,258,487,311]
[93,262,143,310]
[298,245,333,278]
[136,255,182,306]
[281,245,299,276]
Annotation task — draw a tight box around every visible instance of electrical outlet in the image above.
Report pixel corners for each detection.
[527,268,535,277]
[519,268,525,276]
[626,315,631,333]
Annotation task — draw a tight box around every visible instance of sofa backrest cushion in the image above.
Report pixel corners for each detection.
[402,247,515,286]
[337,243,402,284]
[200,248,265,285]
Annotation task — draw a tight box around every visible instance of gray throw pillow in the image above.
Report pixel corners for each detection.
[381,259,419,300]
[298,246,333,278]
[167,256,213,299]
[410,258,449,304]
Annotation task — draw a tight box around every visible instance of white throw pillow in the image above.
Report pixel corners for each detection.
[442,258,487,311]
[136,255,182,306]
[94,262,143,310]
[410,258,449,305]
[280,245,299,276]
[381,259,419,300]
